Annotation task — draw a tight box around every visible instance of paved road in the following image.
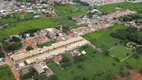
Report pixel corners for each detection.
[0,44,20,80]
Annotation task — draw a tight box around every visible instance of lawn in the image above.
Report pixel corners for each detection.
[0,66,15,80]
[110,45,133,60]
[96,2,142,13]
[83,23,127,49]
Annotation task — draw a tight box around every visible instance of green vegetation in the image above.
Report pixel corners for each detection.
[111,27,142,44]
[38,41,55,48]
[46,43,142,80]
[0,66,15,80]
[3,36,22,52]
[0,18,56,38]
[110,45,133,60]
[83,23,127,49]
[26,46,33,51]
[96,2,142,13]
[47,45,117,80]
[20,68,37,80]
[55,5,87,17]
[0,46,4,58]
[119,13,142,22]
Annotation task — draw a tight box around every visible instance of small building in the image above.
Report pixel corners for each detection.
[33,64,44,74]
[21,68,29,75]
[53,55,62,65]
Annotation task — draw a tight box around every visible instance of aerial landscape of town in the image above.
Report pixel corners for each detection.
[0,0,142,80]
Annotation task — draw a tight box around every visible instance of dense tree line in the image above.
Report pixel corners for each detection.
[111,27,142,44]
[119,14,142,22]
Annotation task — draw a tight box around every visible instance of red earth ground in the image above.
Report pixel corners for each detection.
[116,70,142,80]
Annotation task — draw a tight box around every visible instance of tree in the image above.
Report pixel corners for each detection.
[26,46,33,51]
[48,75,59,80]
[34,74,48,80]
[103,49,110,56]
[10,36,21,42]
[136,47,142,54]
[60,56,71,68]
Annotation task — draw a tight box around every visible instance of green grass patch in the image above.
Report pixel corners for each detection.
[96,2,142,13]
[47,45,121,80]
[110,45,133,60]
[46,45,142,80]
[38,41,55,48]
[55,5,88,17]
[0,66,15,80]
[83,23,127,49]
[0,18,56,38]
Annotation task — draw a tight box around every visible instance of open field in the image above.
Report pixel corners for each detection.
[47,44,142,80]
[0,18,56,38]
[110,45,133,60]
[47,45,119,80]
[0,66,15,80]
[96,2,142,13]
[55,5,88,17]
[83,23,127,49]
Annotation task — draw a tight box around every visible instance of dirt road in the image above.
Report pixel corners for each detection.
[0,44,20,80]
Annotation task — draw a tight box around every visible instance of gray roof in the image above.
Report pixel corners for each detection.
[33,64,44,74]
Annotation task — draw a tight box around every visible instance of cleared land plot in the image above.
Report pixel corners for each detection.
[110,45,133,60]
[83,23,127,49]
[0,66,15,80]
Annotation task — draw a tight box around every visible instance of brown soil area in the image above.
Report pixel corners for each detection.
[116,70,142,80]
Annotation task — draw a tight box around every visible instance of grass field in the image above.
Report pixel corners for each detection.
[96,2,142,13]
[0,66,15,80]
[83,23,127,49]
[55,5,88,17]
[110,45,133,60]
[47,45,120,80]
[0,18,56,38]
[47,44,142,80]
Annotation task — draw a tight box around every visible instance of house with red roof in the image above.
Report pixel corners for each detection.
[53,55,62,65]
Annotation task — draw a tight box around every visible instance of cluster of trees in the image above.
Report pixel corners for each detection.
[0,46,4,58]
[26,46,33,51]
[3,36,22,52]
[119,14,142,22]
[21,68,37,80]
[60,56,71,68]
[74,55,86,63]
[20,28,40,38]
[10,36,21,42]
[136,47,142,54]
[111,27,142,44]
[73,72,115,80]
